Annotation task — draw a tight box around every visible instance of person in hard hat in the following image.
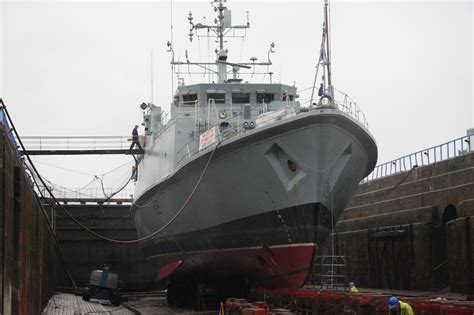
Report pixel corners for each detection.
[388,296,414,315]
[130,125,143,151]
[348,281,359,293]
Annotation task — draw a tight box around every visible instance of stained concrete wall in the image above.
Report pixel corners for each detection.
[446,215,473,293]
[319,152,474,293]
[0,129,56,314]
[56,204,156,291]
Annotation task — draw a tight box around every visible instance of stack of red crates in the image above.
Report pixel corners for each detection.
[224,298,272,315]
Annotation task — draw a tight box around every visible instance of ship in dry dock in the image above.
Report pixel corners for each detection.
[131,0,377,303]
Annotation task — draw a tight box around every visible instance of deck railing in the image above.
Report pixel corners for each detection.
[174,94,371,166]
[362,134,473,183]
[332,93,369,129]
[302,89,370,130]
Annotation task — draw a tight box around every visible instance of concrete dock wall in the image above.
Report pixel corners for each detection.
[319,152,474,293]
[0,130,56,314]
[446,214,473,293]
[56,204,156,291]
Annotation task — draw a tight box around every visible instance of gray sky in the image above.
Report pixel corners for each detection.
[1,0,473,193]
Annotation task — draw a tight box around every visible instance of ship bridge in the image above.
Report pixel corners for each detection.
[174,83,298,108]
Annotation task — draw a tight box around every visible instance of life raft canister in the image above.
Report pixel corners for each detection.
[218,108,227,119]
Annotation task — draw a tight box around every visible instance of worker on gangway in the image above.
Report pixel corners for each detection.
[388,296,414,315]
[130,125,143,151]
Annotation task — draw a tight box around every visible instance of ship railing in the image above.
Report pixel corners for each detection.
[213,99,300,135]
[331,89,369,129]
[176,99,303,166]
[333,102,369,130]
[176,140,198,166]
[196,98,298,139]
[160,109,172,126]
[300,88,370,130]
[151,100,199,138]
[361,134,473,183]
[175,97,241,166]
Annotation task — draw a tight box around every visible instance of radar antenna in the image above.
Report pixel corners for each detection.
[168,0,276,84]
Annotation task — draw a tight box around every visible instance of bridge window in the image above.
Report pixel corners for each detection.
[257,93,274,104]
[282,94,294,101]
[207,93,226,104]
[243,104,251,119]
[182,94,198,104]
[232,93,250,104]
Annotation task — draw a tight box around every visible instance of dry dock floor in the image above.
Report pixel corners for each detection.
[43,293,216,315]
[125,296,215,314]
[42,293,133,314]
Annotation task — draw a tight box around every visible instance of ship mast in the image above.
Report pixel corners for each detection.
[324,0,332,90]
[168,0,276,84]
[216,0,225,51]
[310,0,334,105]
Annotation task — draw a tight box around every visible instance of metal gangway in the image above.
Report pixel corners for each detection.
[39,186,135,205]
[19,135,143,155]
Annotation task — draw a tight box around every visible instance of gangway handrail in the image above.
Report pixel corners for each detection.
[49,187,135,201]
[18,135,142,155]
[21,135,129,139]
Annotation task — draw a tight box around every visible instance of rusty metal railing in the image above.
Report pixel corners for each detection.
[362,134,473,183]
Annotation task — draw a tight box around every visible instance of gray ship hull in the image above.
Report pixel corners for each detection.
[132,109,377,288]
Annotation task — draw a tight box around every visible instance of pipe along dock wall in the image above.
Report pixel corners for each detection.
[318,152,474,293]
[0,130,56,313]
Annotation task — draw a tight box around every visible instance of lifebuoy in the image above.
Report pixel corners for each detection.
[218,108,227,119]
[318,95,334,107]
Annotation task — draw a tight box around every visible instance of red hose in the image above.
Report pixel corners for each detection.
[2,98,222,245]
[57,140,221,244]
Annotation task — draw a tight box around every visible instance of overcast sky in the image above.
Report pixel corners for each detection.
[1,0,473,194]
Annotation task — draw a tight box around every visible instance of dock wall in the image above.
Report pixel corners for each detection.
[0,129,56,314]
[56,204,156,290]
[319,152,474,293]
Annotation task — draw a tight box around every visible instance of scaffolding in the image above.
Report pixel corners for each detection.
[309,255,346,290]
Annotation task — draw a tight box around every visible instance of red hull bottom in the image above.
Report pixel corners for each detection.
[147,243,316,289]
